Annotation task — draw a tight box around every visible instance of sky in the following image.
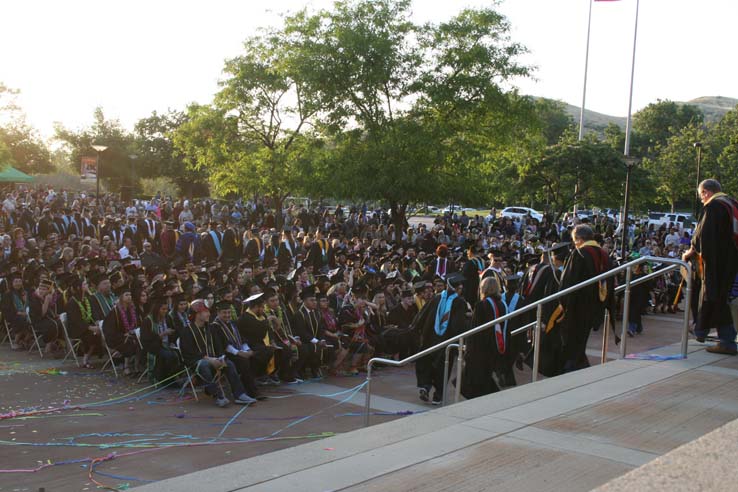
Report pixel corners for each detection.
[1,0,736,139]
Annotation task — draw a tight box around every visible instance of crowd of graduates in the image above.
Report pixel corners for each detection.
[0,187,699,407]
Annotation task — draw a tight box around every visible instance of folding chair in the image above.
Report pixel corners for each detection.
[59,313,82,367]
[133,328,150,384]
[173,338,200,401]
[1,317,10,346]
[98,321,119,378]
[27,321,44,358]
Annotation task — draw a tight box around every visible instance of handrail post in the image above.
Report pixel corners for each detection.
[454,337,464,403]
[442,343,458,407]
[363,361,373,427]
[682,263,693,357]
[532,304,543,382]
[620,266,632,359]
[601,310,610,364]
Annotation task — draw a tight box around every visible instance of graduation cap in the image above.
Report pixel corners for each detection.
[446,272,465,289]
[243,292,265,306]
[113,284,132,297]
[299,287,318,301]
[504,274,521,291]
[400,288,414,298]
[413,281,429,293]
[547,242,571,261]
[90,272,109,286]
[213,299,233,312]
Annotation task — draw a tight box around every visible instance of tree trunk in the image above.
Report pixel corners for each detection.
[274,195,284,230]
[390,201,408,240]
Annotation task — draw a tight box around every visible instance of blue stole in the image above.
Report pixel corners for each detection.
[209,231,222,256]
[434,290,457,336]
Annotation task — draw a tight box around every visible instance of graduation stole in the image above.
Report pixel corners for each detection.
[93,292,116,318]
[215,317,241,348]
[209,230,222,256]
[435,257,447,278]
[146,219,156,239]
[255,237,264,259]
[486,296,506,354]
[247,308,275,373]
[318,239,328,262]
[434,290,457,336]
[524,264,550,297]
[299,306,319,338]
[283,239,293,257]
[472,257,484,274]
[188,321,213,357]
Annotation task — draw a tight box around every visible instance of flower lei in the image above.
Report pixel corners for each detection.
[118,303,137,333]
[76,297,93,324]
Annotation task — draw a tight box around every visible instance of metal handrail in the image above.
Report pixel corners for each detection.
[438,262,683,406]
[363,255,693,426]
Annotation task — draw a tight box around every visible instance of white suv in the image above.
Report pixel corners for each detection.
[648,212,696,232]
[501,206,543,222]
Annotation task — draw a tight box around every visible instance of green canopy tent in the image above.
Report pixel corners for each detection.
[0,165,33,183]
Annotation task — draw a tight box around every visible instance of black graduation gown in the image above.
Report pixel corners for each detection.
[178,322,216,368]
[140,315,178,354]
[221,228,240,262]
[461,297,507,399]
[64,296,101,352]
[520,263,565,377]
[414,291,468,395]
[559,244,609,371]
[237,311,273,375]
[693,196,738,329]
[461,257,484,305]
[102,306,138,357]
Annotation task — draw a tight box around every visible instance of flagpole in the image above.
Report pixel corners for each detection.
[620,0,640,262]
[623,0,640,157]
[578,0,594,141]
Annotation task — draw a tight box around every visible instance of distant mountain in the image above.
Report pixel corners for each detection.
[560,96,738,133]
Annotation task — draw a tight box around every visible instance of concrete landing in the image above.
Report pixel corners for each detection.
[136,340,738,491]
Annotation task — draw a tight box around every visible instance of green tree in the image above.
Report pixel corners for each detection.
[633,100,704,157]
[173,28,321,226]
[0,83,52,173]
[284,0,531,229]
[54,107,137,191]
[644,122,707,212]
[134,110,209,196]
[709,105,738,195]
[518,134,625,218]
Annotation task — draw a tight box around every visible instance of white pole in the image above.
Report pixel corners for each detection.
[623,0,640,157]
[578,0,594,141]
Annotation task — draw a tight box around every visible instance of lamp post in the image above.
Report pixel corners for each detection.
[620,157,638,263]
[91,144,108,205]
[693,142,702,217]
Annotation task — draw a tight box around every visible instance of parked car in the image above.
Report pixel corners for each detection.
[500,206,543,222]
[647,212,696,232]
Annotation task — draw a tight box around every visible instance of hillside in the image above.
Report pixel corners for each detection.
[560,96,738,133]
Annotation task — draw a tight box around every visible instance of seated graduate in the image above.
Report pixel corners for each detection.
[237,293,277,383]
[29,277,64,357]
[210,299,259,402]
[64,276,102,368]
[265,288,303,384]
[178,299,253,408]
[102,284,140,375]
[167,293,190,337]
[337,286,374,376]
[140,296,181,383]
[294,287,334,379]
[89,272,117,323]
[1,271,32,350]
